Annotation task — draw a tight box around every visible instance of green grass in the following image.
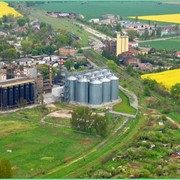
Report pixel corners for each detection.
[168,112,180,122]
[0,125,101,178]
[33,1,180,20]
[139,38,180,51]
[113,90,137,115]
[45,116,71,126]
[29,8,91,46]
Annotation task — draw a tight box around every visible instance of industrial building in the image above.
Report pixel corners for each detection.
[116,32,129,56]
[0,77,35,110]
[64,68,119,106]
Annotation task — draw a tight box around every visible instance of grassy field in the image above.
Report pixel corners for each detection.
[113,90,137,115]
[33,2,180,20]
[29,8,91,46]
[139,38,180,51]
[0,107,101,178]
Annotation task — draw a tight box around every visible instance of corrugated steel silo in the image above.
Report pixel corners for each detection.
[29,83,35,103]
[8,87,13,107]
[13,85,19,106]
[89,79,102,105]
[67,76,77,102]
[2,88,8,108]
[101,77,111,103]
[108,75,119,101]
[19,84,24,100]
[24,83,30,102]
[76,77,88,104]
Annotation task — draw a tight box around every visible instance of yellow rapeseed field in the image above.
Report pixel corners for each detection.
[141,69,180,91]
[0,2,22,18]
[129,14,180,24]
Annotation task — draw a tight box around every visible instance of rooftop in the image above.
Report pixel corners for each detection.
[0,77,34,88]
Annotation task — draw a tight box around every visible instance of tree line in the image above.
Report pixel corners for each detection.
[71,107,108,137]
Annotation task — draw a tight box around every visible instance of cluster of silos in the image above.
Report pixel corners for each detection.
[65,69,119,105]
[0,82,35,110]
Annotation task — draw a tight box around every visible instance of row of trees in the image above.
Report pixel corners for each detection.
[71,107,108,137]
[143,78,180,104]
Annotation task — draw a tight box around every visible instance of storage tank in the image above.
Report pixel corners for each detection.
[108,75,119,101]
[67,76,77,102]
[2,88,8,108]
[8,87,13,107]
[24,83,30,102]
[89,79,102,105]
[101,77,111,103]
[52,86,61,98]
[29,83,34,102]
[19,84,24,100]
[13,85,19,106]
[76,77,88,104]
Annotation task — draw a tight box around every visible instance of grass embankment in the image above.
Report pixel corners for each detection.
[29,9,91,47]
[113,90,137,115]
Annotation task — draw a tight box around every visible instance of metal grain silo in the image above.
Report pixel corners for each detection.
[19,84,24,100]
[67,76,77,102]
[101,77,111,103]
[89,79,102,105]
[29,83,35,103]
[108,75,119,101]
[8,86,13,107]
[2,87,8,109]
[13,85,19,106]
[24,83,30,102]
[76,77,88,104]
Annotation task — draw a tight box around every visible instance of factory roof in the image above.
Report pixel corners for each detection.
[0,77,34,88]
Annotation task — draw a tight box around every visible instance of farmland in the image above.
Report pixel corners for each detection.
[129,14,180,24]
[139,38,180,51]
[0,2,22,18]
[33,1,180,20]
[141,69,180,91]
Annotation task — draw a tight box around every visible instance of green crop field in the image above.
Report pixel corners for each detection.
[33,1,180,20]
[139,38,180,51]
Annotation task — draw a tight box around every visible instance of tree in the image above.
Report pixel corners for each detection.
[21,40,32,57]
[17,18,26,27]
[144,86,151,96]
[93,114,108,137]
[170,83,180,101]
[127,29,137,41]
[2,15,8,23]
[71,41,81,49]
[71,107,92,132]
[64,60,74,70]
[0,158,13,178]
[0,48,19,62]
[116,23,122,32]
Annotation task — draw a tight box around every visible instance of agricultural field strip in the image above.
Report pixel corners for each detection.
[129,14,180,24]
[0,2,22,18]
[33,2,180,20]
[141,69,180,91]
